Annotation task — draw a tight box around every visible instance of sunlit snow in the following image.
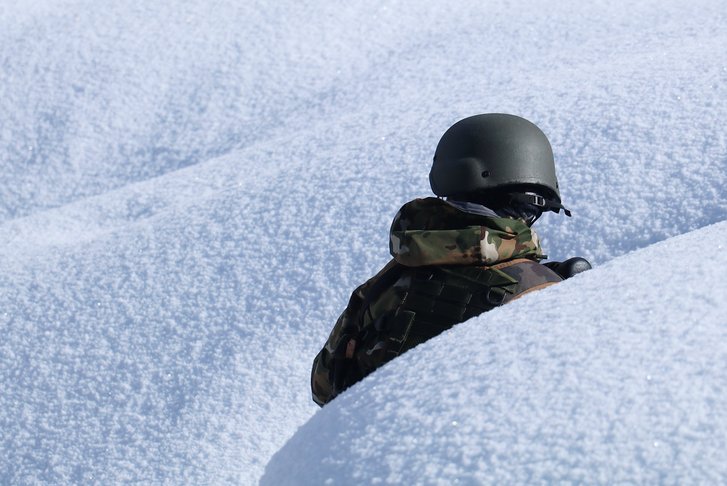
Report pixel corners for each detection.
[0,0,725,484]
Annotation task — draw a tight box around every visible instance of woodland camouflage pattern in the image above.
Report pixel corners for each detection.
[311,197,561,406]
[390,198,544,266]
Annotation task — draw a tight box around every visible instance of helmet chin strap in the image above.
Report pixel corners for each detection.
[508,192,572,217]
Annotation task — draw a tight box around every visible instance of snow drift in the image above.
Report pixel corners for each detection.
[263,220,727,484]
[0,0,725,484]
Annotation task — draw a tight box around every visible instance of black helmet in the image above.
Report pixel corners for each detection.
[429,113,570,216]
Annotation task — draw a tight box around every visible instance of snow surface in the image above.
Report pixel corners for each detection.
[0,0,725,484]
[263,220,727,484]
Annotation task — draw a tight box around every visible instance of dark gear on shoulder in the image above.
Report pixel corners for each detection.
[544,257,592,279]
[311,114,590,406]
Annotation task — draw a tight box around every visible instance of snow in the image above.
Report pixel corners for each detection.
[0,0,725,484]
[263,220,727,484]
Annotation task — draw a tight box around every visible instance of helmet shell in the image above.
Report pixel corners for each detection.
[429,114,561,202]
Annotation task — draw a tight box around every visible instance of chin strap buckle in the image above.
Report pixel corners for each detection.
[510,192,572,217]
[531,194,546,207]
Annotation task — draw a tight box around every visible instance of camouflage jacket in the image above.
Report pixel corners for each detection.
[311,197,562,406]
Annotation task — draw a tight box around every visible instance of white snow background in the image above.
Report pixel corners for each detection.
[0,0,725,484]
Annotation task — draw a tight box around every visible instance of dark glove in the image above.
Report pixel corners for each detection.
[544,257,592,279]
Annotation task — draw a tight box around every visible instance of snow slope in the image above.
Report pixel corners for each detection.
[0,0,725,484]
[263,220,727,484]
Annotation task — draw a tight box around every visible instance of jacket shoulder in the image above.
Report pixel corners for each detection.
[491,258,563,302]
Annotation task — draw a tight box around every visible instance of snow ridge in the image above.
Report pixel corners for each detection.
[263,220,727,484]
[0,0,725,483]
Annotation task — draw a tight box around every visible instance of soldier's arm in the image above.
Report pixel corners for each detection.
[311,294,363,406]
[311,260,399,406]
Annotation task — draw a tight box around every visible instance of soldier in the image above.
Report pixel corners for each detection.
[311,113,591,406]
